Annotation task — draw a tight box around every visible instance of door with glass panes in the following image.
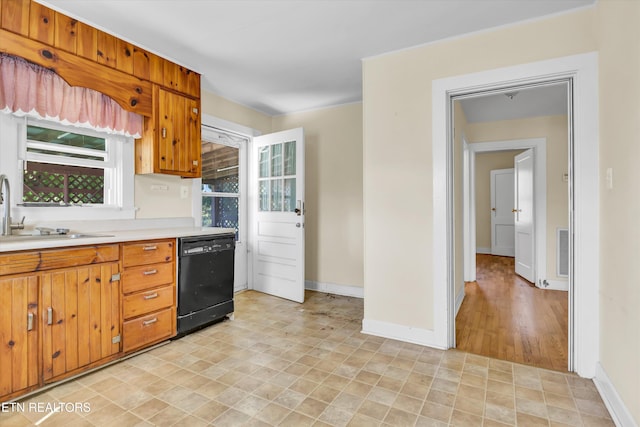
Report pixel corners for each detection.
[252,128,305,303]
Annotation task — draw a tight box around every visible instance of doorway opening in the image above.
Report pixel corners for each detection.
[452,83,571,370]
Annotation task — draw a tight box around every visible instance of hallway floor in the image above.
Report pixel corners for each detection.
[456,254,568,371]
[1,290,612,426]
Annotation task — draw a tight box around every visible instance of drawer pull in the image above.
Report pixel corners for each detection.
[143,269,158,276]
[142,318,158,326]
[143,245,158,251]
[143,292,159,300]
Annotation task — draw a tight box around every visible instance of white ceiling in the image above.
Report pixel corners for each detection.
[39,0,593,116]
[459,82,569,123]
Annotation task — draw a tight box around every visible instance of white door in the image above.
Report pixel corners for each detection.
[251,128,305,303]
[490,168,515,257]
[514,149,535,283]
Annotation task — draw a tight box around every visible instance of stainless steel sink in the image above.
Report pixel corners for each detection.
[0,233,114,241]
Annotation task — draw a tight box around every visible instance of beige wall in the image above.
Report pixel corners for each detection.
[135,174,193,218]
[467,115,569,282]
[201,91,273,135]
[272,103,364,287]
[474,150,524,249]
[596,0,640,421]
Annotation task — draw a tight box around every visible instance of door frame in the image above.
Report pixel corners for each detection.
[433,52,599,377]
[463,138,546,284]
[196,114,259,292]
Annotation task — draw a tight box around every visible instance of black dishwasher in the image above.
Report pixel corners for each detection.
[177,233,235,335]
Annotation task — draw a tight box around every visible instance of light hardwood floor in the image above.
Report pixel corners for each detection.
[456,255,569,372]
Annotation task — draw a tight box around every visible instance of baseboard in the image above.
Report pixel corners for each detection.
[455,285,465,316]
[361,318,447,350]
[594,363,638,427]
[476,247,491,254]
[305,280,364,298]
[538,279,569,291]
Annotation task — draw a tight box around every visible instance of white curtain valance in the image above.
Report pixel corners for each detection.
[0,53,142,138]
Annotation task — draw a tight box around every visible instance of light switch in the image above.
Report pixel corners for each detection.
[605,168,613,190]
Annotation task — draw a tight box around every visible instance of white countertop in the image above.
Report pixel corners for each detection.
[0,223,236,253]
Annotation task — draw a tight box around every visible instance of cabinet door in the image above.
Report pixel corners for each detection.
[157,88,201,177]
[42,262,121,382]
[0,275,39,398]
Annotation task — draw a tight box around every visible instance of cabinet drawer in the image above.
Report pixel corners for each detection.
[122,240,174,267]
[123,307,174,352]
[122,262,174,294]
[123,285,174,319]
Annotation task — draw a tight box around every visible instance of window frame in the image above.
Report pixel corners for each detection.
[0,113,136,223]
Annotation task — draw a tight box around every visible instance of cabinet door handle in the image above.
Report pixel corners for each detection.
[143,245,157,251]
[143,292,159,300]
[47,307,53,325]
[27,313,34,331]
[143,269,158,276]
[142,318,158,326]
[161,127,167,139]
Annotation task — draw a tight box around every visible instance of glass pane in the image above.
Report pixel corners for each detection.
[284,141,296,176]
[284,178,296,212]
[271,143,282,177]
[27,125,106,151]
[202,196,239,239]
[259,180,269,211]
[201,142,239,193]
[270,179,282,211]
[259,146,269,178]
[22,162,104,204]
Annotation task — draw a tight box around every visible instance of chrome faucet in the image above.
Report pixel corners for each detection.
[0,174,25,236]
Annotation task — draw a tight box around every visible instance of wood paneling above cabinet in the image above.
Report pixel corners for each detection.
[0,0,201,103]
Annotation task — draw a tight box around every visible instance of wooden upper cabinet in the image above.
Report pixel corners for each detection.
[1,0,30,36]
[54,12,77,53]
[147,51,164,85]
[28,2,53,44]
[132,46,150,80]
[136,86,201,178]
[116,38,134,74]
[76,21,97,61]
[96,30,117,68]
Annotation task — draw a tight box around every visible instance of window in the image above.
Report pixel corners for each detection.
[258,140,297,212]
[0,113,135,221]
[23,123,111,205]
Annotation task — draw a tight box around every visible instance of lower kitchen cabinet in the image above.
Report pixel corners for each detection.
[121,239,176,353]
[0,275,40,398]
[41,262,121,382]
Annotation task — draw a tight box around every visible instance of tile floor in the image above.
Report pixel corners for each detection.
[1,290,614,426]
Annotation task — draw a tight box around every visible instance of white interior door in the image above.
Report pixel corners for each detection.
[514,149,535,283]
[251,128,305,303]
[490,168,515,257]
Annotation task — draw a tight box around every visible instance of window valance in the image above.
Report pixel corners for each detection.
[0,53,142,138]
